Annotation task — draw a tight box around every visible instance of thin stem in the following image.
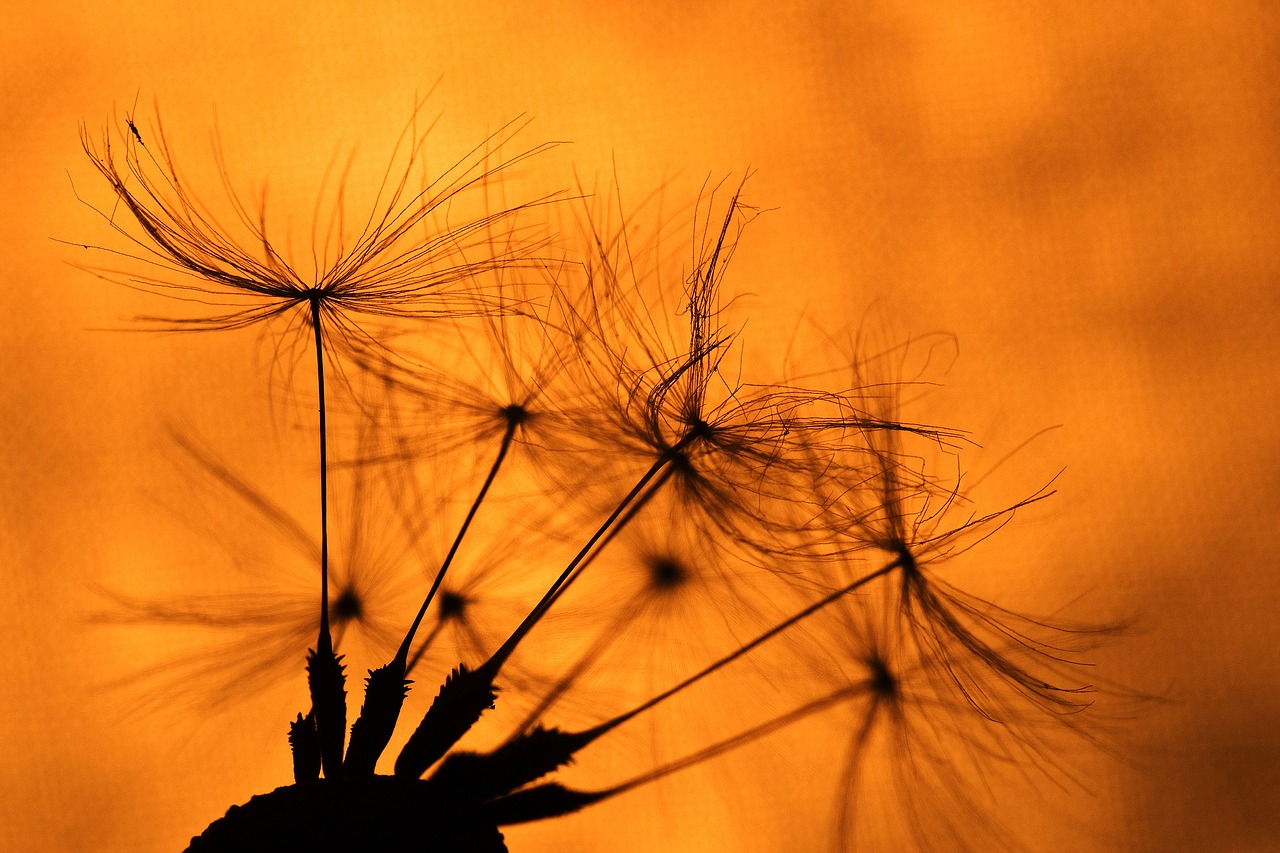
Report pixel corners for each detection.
[480,440,688,678]
[506,469,702,733]
[309,293,332,650]
[512,595,648,737]
[485,684,874,828]
[406,617,447,673]
[584,556,903,738]
[399,419,518,672]
[306,292,347,779]
[542,463,674,614]
[602,684,869,799]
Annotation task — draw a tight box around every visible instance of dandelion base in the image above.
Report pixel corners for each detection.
[186,776,506,853]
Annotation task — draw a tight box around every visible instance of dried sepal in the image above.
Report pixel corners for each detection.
[429,726,597,802]
[343,660,411,776]
[394,664,498,779]
[288,711,320,785]
[306,641,348,777]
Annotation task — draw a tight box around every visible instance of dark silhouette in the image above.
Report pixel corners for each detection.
[73,103,1114,853]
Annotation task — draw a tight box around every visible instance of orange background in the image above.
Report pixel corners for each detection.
[2,2,1278,851]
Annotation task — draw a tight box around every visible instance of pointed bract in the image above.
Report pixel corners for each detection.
[344,660,411,776]
[306,642,347,777]
[287,711,320,784]
[394,664,498,779]
[429,726,597,802]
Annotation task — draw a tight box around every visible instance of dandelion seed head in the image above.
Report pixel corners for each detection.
[866,655,899,703]
[646,555,689,592]
[499,402,530,429]
[437,589,469,622]
[329,586,364,624]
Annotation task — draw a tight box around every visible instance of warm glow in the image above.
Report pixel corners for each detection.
[4,3,1278,852]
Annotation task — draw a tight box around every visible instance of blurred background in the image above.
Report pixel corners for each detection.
[2,1,1277,850]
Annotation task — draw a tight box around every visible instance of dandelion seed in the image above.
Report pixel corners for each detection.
[561,180,958,564]
[75,101,566,784]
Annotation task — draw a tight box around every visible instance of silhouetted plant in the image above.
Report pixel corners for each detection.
[74,102,1114,852]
